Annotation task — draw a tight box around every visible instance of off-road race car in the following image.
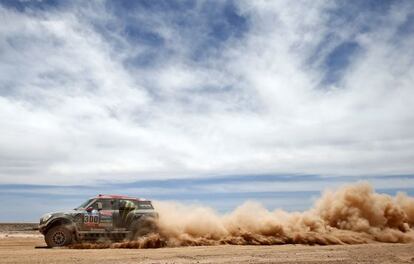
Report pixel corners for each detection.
[39,194,158,247]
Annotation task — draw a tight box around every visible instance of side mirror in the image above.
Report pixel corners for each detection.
[97,202,103,211]
[86,206,93,212]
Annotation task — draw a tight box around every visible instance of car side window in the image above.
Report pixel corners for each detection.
[90,199,114,210]
[112,200,120,210]
[119,199,136,210]
[137,202,153,209]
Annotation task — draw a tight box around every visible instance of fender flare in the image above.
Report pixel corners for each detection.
[44,216,77,235]
[126,212,143,229]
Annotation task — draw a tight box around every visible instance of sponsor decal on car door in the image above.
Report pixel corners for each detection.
[83,210,100,228]
[98,210,113,229]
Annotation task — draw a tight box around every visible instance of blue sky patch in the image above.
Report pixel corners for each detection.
[322,41,361,85]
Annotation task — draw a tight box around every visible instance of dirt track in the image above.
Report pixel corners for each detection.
[1,234,414,264]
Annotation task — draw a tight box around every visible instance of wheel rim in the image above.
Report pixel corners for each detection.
[52,231,66,246]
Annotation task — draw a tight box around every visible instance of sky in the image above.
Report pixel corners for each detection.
[0,0,414,221]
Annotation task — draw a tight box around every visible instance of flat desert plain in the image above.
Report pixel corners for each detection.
[1,224,414,264]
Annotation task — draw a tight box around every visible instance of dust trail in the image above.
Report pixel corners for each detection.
[71,182,414,248]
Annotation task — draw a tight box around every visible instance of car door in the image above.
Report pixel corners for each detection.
[97,199,115,230]
[83,199,114,230]
[118,199,136,228]
[82,200,100,230]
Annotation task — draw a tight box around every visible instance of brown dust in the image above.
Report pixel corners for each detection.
[70,182,414,249]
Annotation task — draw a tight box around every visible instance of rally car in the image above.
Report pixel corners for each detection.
[38,194,158,247]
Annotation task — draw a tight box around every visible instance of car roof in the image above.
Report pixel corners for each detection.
[93,194,146,201]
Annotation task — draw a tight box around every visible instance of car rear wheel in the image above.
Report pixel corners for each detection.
[45,226,73,247]
[128,217,158,240]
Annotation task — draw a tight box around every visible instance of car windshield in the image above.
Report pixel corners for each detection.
[76,199,94,209]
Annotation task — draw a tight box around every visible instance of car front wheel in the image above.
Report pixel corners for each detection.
[45,225,73,247]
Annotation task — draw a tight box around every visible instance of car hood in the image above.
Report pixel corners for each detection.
[41,210,82,221]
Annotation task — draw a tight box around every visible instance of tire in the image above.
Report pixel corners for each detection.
[45,225,73,247]
[128,217,158,240]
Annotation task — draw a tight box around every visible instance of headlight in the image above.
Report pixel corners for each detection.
[41,214,52,222]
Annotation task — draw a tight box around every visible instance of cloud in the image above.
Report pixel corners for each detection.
[0,0,413,185]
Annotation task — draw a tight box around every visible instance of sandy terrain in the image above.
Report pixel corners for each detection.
[0,223,40,239]
[0,224,414,264]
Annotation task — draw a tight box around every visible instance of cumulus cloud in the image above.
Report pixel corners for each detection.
[0,0,413,184]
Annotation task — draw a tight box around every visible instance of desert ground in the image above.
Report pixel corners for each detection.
[0,224,414,264]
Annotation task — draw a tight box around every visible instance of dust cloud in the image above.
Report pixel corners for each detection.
[71,182,414,248]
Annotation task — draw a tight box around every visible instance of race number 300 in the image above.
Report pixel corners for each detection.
[84,215,99,223]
